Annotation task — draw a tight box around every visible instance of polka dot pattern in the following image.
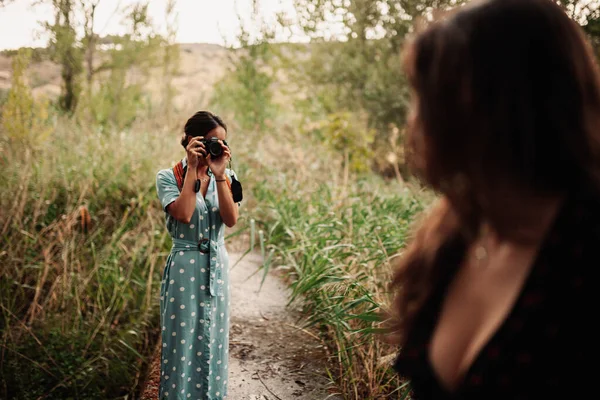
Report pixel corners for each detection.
[156,164,239,400]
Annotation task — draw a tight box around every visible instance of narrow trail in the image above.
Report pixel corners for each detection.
[141,252,340,400]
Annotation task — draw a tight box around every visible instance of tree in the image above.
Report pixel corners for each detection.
[36,0,168,123]
[162,0,180,125]
[293,0,465,177]
[211,1,277,132]
[89,2,163,128]
[82,0,100,87]
[46,0,83,114]
[293,0,600,177]
[557,1,600,55]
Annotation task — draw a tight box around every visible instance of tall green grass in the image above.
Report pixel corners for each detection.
[249,176,428,399]
[1,99,430,399]
[212,114,434,399]
[0,115,182,399]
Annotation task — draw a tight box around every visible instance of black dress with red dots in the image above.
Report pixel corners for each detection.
[393,186,596,400]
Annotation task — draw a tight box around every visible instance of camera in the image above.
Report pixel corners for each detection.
[200,137,227,158]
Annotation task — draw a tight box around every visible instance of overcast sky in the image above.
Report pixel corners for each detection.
[0,0,305,50]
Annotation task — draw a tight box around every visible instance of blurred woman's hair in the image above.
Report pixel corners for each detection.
[181,111,227,148]
[389,0,600,344]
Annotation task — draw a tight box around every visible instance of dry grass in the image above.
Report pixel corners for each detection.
[0,113,190,398]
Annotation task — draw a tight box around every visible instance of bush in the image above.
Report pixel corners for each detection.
[0,49,52,151]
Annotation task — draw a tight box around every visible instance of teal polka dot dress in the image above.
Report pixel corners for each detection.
[155,157,239,400]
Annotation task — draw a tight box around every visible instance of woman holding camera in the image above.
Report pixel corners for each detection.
[155,111,240,400]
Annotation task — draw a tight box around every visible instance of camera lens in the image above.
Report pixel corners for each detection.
[208,141,223,157]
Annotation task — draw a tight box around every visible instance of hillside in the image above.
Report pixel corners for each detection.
[0,43,231,109]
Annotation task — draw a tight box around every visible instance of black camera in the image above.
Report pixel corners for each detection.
[200,137,227,158]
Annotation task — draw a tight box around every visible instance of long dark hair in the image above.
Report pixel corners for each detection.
[181,111,227,148]
[390,0,600,344]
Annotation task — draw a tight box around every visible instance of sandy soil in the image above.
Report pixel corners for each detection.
[140,252,341,400]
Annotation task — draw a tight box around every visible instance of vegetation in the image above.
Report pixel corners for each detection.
[290,0,467,177]
[0,1,181,398]
[248,171,430,398]
[0,113,174,398]
[211,4,278,132]
[1,50,52,150]
[1,0,600,399]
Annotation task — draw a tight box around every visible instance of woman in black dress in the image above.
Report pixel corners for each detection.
[390,0,598,398]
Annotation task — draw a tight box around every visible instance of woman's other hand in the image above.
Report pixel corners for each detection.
[206,141,231,179]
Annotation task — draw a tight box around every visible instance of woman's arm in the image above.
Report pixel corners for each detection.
[215,175,238,227]
[206,141,238,227]
[166,166,198,224]
[164,136,205,224]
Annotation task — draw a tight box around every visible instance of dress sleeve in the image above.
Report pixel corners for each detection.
[156,169,180,211]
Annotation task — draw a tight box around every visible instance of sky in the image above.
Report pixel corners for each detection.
[0,0,304,50]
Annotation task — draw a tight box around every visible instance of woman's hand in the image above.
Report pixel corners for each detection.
[185,136,206,168]
[206,141,231,178]
[166,136,206,225]
[210,141,237,227]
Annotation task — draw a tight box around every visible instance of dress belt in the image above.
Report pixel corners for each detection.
[171,237,225,297]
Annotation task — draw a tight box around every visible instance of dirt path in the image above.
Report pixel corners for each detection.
[141,252,340,400]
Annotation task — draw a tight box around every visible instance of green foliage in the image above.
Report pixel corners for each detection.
[1,47,50,63]
[288,0,458,178]
[212,56,275,132]
[46,0,83,114]
[83,3,164,129]
[227,115,431,398]
[161,0,181,125]
[211,9,277,132]
[4,325,116,399]
[90,81,150,129]
[36,0,169,127]
[0,88,9,109]
[294,0,463,133]
[310,111,376,173]
[250,176,428,398]
[565,1,600,56]
[303,41,410,136]
[0,118,174,399]
[292,0,600,178]
[0,49,52,150]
